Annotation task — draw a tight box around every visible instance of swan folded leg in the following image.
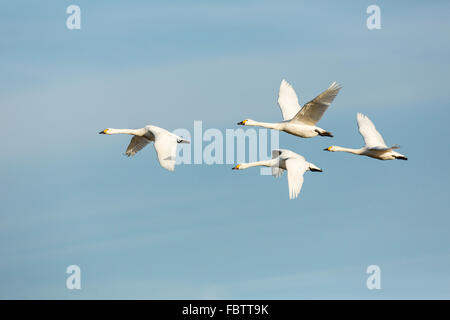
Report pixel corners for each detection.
[308,165,323,172]
[314,129,333,137]
[177,138,190,144]
[394,155,408,160]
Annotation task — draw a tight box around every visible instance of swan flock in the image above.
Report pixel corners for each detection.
[99,79,407,199]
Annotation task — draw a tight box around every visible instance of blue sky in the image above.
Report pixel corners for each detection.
[1,0,450,299]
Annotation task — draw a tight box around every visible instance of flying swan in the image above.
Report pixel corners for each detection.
[232,149,322,199]
[324,113,408,160]
[237,79,342,138]
[99,125,190,171]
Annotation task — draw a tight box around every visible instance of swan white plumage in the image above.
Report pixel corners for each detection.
[232,149,322,199]
[99,125,190,171]
[237,79,342,138]
[324,113,408,160]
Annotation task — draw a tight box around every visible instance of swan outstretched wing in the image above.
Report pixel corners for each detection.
[291,82,341,125]
[271,150,283,158]
[277,79,301,121]
[271,150,285,177]
[153,133,178,171]
[272,149,304,160]
[285,158,308,200]
[357,113,387,148]
[125,136,151,157]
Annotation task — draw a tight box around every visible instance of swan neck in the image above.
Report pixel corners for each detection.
[240,159,276,169]
[334,146,363,154]
[248,121,282,130]
[108,128,141,135]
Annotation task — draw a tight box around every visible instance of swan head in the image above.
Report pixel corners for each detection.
[99,128,111,134]
[324,146,336,152]
[237,119,255,126]
[232,164,245,170]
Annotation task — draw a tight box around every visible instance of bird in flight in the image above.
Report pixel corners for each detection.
[232,149,322,199]
[237,79,342,138]
[99,125,190,171]
[324,113,408,160]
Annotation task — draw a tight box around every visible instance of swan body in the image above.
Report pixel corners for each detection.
[99,125,190,171]
[237,79,342,138]
[324,113,408,161]
[232,149,322,199]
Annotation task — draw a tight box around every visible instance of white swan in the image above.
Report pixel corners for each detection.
[232,149,322,199]
[237,79,342,138]
[324,113,408,160]
[99,125,190,171]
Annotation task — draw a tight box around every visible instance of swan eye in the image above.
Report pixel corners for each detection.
[103,129,109,134]
[236,164,240,169]
[328,146,332,151]
[242,120,247,125]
